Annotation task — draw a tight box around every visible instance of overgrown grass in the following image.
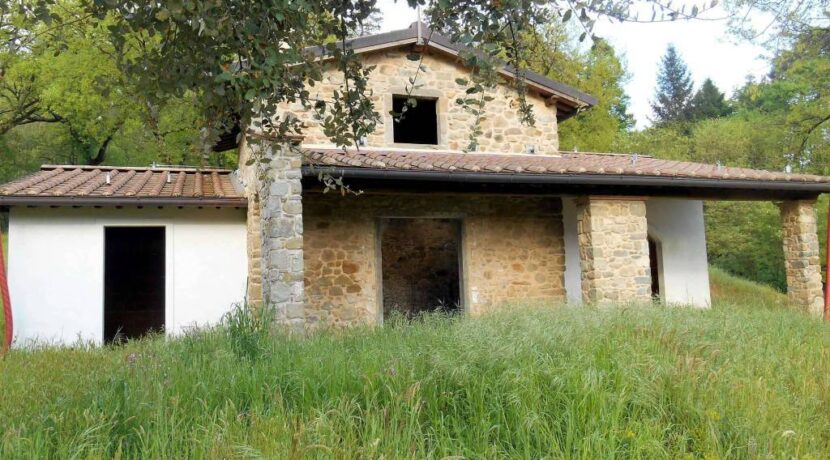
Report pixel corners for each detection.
[709,266,788,308]
[3,296,830,457]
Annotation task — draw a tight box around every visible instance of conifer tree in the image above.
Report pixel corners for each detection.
[689,78,732,121]
[650,45,694,125]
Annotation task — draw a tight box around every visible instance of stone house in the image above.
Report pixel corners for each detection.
[1,23,828,344]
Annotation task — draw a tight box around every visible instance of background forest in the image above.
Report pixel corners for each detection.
[0,2,827,291]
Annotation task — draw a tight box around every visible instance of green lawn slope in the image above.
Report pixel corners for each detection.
[709,266,788,308]
[2,270,829,458]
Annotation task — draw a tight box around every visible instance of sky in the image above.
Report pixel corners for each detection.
[375,0,771,129]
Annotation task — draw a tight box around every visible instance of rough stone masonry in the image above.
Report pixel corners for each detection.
[577,197,652,304]
[259,143,306,325]
[779,200,824,315]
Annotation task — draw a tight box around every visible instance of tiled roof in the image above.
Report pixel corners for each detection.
[0,165,246,206]
[304,149,830,186]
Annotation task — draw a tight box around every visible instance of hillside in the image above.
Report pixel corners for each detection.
[2,274,829,458]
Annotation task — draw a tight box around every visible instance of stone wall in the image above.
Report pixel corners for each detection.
[302,192,566,325]
[779,200,824,315]
[279,50,560,154]
[464,214,566,314]
[237,137,263,306]
[245,193,263,305]
[243,142,306,325]
[577,197,652,304]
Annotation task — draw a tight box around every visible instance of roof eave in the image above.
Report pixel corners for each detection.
[300,166,830,198]
[0,196,248,208]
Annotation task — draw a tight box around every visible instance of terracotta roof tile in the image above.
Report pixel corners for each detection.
[0,165,245,206]
[303,148,830,186]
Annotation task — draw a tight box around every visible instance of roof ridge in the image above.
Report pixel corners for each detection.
[41,164,235,173]
[559,151,654,158]
[305,147,564,158]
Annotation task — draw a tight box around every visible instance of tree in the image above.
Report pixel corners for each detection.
[723,0,830,44]
[689,78,732,121]
[650,44,694,126]
[1,0,708,154]
[523,25,633,152]
[0,1,206,172]
[555,37,634,151]
[730,27,830,174]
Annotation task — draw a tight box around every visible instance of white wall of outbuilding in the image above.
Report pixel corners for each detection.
[8,207,248,346]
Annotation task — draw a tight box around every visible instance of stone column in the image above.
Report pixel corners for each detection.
[577,197,652,304]
[779,200,824,315]
[259,143,305,325]
[238,137,264,306]
[245,192,264,306]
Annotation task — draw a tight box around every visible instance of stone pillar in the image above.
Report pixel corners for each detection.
[259,143,305,325]
[577,197,652,304]
[238,137,264,306]
[245,193,263,305]
[779,200,824,315]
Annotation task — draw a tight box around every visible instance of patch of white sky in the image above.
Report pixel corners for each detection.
[375,0,771,129]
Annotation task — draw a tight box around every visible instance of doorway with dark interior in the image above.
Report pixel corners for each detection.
[104,226,166,344]
[380,218,462,320]
[648,235,663,301]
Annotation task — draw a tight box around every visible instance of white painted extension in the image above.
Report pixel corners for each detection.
[8,207,248,345]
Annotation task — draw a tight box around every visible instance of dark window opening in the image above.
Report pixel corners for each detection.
[380,218,461,320]
[104,227,166,344]
[648,236,662,300]
[392,96,438,144]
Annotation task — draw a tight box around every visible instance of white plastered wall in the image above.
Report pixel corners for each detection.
[561,196,711,307]
[645,198,710,307]
[8,207,248,346]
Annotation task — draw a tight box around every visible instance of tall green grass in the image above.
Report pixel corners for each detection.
[2,299,830,458]
[709,266,788,308]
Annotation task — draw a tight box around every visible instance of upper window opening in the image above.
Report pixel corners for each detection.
[392,96,438,145]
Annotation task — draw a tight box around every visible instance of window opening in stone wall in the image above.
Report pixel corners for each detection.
[648,235,663,300]
[392,96,438,144]
[104,226,166,344]
[380,218,461,320]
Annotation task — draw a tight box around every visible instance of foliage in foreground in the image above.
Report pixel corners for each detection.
[2,294,830,458]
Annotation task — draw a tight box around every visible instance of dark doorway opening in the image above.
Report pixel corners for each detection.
[648,236,662,300]
[104,227,166,344]
[380,218,461,320]
[392,96,438,144]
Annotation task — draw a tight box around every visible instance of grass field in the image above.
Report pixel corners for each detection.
[2,269,829,458]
